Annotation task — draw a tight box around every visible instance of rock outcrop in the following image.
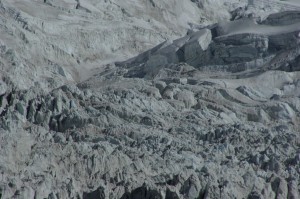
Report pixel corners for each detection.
[119,13,300,76]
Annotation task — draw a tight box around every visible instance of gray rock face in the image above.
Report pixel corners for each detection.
[119,16,300,76]
[1,1,300,199]
[262,10,300,25]
[181,29,212,62]
[0,0,246,91]
[2,62,300,199]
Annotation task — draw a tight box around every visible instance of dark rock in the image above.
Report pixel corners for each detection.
[248,191,262,199]
[180,174,201,199]
[83,186,105,199]
[120,186,162,199]
[261,11,300,26]
[165,189,179,199]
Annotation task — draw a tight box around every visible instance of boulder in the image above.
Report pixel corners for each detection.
[267,102,295,121]
[181,29,212,62]
[174,90,196,109]
[180,174,202,199]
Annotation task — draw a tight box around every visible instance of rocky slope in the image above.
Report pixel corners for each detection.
[0,0,248,90]
[1,0,300,199]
